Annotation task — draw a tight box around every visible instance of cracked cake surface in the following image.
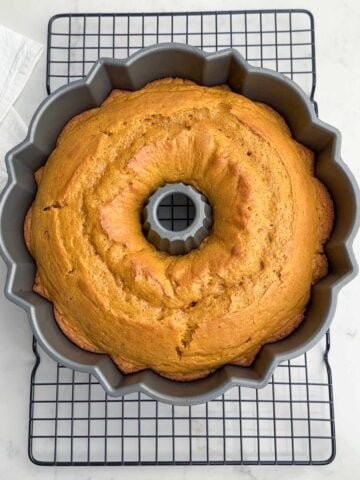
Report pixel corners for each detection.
[24,78,333,380]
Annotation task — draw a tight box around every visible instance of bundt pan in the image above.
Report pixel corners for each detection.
[0,44,358,405]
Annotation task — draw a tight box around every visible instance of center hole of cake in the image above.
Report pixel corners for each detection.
[157,193,196,232]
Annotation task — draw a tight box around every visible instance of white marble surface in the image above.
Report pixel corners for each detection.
[0,0,359,479]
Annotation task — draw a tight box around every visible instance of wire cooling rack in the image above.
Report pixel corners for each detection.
[28,9,335,466]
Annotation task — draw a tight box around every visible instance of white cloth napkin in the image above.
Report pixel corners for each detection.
[0,25,43,188]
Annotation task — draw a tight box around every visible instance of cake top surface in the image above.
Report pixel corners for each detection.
[26,78,333,380]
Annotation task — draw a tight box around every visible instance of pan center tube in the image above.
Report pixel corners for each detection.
[142,183,212,255]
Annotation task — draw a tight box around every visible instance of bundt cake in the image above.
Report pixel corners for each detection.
[24,78,333,380]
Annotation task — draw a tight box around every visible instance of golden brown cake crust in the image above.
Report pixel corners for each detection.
[25,78,333,381]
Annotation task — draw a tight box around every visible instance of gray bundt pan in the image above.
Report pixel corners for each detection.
[0,44,358,405]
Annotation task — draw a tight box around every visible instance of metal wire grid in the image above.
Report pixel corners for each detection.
[28,9,335,466]
[30,335,335,465]
[157,193,196,232]
[46,10,316,98]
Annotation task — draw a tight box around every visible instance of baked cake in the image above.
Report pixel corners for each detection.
[24,78,333,380]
